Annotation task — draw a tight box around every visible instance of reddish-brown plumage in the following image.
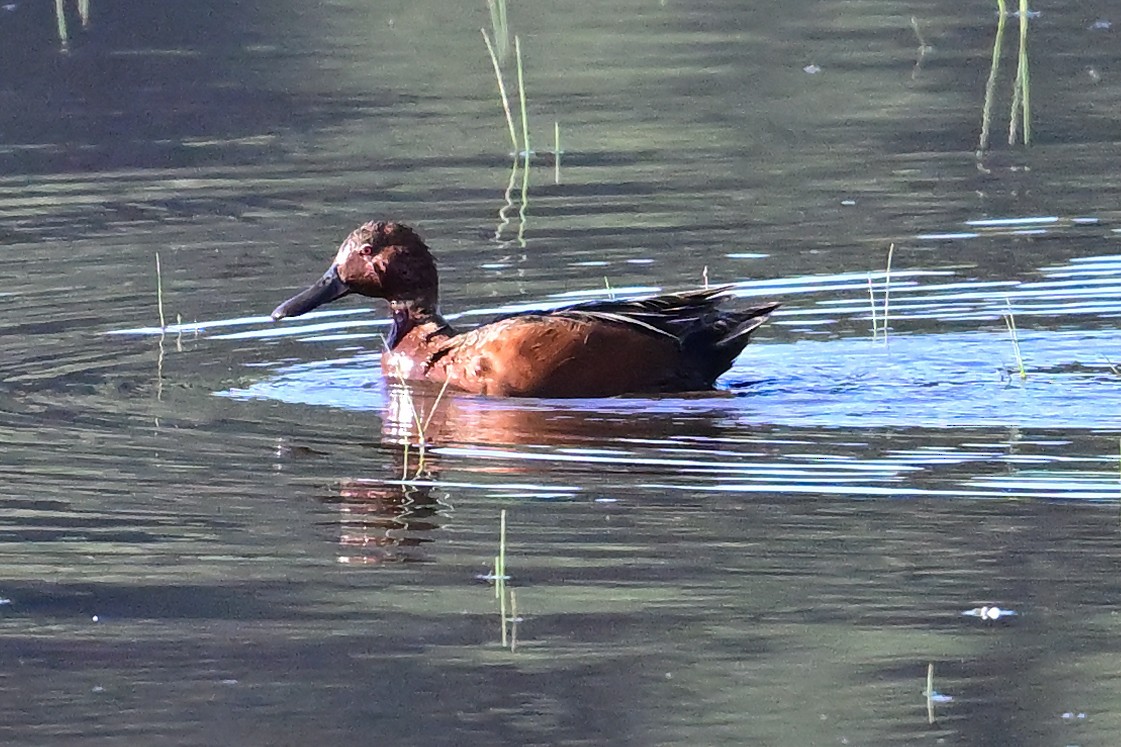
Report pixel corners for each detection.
[271,221,780,398]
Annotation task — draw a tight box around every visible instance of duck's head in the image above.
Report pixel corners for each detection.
[271,221,438,321]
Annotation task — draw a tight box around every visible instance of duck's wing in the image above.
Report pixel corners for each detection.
[460,286,777,346]
[547,286,741,340]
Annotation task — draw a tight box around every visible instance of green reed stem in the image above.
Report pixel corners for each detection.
[54,0,69,49]
[481,29,519,156]
[554,121,561,184]
[978,0,1006,153]
[515,36,530,161]
[925,663,935,724]
[882,243,894,343]
[414,377,452,478]
[1016,0,1031,144]
[499,579,508,647]
[493,554,501,599]
[486,0,509,61]
[1003,298,1026,379]
[499,509,507,581]
[155,252,166,330]
[868,276,879,340]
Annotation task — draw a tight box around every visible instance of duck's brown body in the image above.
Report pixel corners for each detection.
[271,221,779,398]
[386,314,695,397]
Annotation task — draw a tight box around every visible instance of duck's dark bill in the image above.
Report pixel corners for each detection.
[271,264,352,320]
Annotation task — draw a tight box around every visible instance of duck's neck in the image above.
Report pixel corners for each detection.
[387,297,452,349]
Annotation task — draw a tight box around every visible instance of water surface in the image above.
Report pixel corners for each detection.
[3,0,1121,744]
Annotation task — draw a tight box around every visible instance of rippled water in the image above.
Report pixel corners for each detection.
[4,0,1121,744]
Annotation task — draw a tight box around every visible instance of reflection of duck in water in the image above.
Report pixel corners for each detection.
[330,477,444,566]
[383,378,731,447]
[320,380,750,566]
[272,221,779,397]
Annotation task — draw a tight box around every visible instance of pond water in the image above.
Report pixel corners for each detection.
[3,0,1121,744]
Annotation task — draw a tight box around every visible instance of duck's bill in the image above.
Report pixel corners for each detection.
[271,264,352,320]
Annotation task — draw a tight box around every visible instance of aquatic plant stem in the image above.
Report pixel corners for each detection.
[1003,298,1026,379]
[379,333,421,479]
[868,276,879,340]
[421,378,451,435]
[499,509,507,583]
[553,121,561,184]
[400,381,421,479]
[511,37,532,246]
[515,36,530,161]
[481,29,519,156]
[54,0,68,50]
[978,0,1007,154]
[499,565,507,647]
[882,243,894,343]
[1015,0,1031,144]
[155,252,167,330]
[925,663,935,724]
[485,0,509,61]
[412,377,452,478]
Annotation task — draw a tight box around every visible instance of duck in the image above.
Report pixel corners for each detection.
[270,221,780,398]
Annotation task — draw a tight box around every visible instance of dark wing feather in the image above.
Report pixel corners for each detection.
[545,286,740,340]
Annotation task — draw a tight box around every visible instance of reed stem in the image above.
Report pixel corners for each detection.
[882,243,894,342]
[515,36,530,161]
[1016,0,1031,144]
[481,29,519,156]
[925,663,935,724]
[155,252,167,330]
[54,0,69,49]
[1003,298,1026,379]
[553,121,561,184]
[868,276,879,340]
[978,0,1007,153]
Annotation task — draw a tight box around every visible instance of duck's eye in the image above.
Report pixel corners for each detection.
[358,244,374,257]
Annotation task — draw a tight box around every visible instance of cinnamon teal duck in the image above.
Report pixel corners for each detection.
[271,221,780,397]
